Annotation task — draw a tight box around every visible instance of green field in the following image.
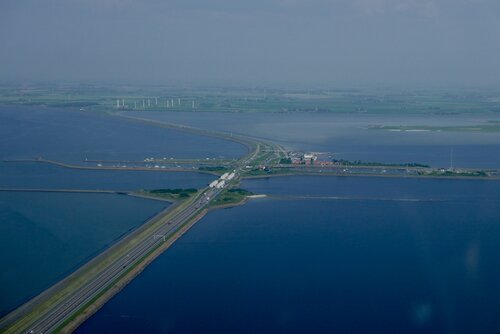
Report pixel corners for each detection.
[2,84,500,115]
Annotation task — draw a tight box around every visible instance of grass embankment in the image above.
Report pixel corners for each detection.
[137,188,198,201]
[210,188,254,207]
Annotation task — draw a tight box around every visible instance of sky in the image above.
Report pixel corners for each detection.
[1,0,499,88]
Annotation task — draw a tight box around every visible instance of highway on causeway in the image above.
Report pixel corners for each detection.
[23,186,222,334]
[0,119,284,334]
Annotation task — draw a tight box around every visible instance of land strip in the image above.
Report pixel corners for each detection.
[0,188,129,194]
[0,118,281,334]
[3,158,220,175]
[242,170,500,181]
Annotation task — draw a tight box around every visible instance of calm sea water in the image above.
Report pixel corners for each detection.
[126,111,500,168]
[0,192,168,316]
[77,176,500,334]
[0,106,246,162]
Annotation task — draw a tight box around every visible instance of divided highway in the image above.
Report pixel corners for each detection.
[0,117,285,334]
[16,185,223,334]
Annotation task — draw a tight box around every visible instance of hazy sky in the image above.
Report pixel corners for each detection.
[1,0,499,87]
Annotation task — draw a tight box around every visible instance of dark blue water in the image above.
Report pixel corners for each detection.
[0,162,215,190]
[126,111,500,168]
[77,176,500,334]
[0,106,246,162]
[0,192,168,316]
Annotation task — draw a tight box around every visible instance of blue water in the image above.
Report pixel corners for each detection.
[126,111,500,168]
[0,192,168,316]
[0,162,215,190]
[0,106,246,162]
[77,176,500,334]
